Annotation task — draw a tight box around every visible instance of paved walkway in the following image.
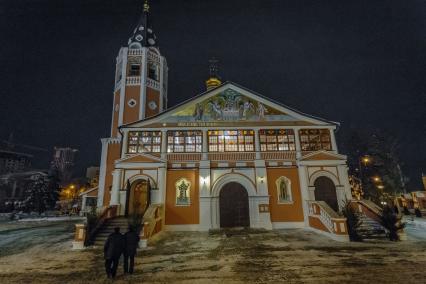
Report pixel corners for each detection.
[1,224,426,283]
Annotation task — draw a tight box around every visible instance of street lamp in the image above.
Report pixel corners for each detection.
[358,155,371,182]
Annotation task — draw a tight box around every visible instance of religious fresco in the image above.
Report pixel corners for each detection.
[172,88,289,122]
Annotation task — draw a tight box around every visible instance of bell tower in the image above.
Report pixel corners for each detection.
[110,0,168,137]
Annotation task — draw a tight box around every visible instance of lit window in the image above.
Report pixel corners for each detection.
[259,129,295,152]
[167,131,202,153]
[276,176,292,203]
[127,131,161,153]
[299,129,331,151]
[175,178,190,206]
[208,130,254,152]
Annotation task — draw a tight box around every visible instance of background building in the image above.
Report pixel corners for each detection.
[50,147,78,184]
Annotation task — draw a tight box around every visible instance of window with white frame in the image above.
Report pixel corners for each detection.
[275,176,292,203]
[208,130,254,152]
[259,129,296,151]
[127,131,161,153]
[175,178,191,206]
[167,131,202,153]
[299,129,332,151]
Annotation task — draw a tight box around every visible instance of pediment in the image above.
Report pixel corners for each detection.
[300,150,347,161]
[115,153,165,164]
[123,82,338,128]
[171,87,287,122]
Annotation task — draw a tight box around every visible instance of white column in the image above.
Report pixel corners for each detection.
[97,138,109,208]
[330,130,338,152]
[254,129,261,159]
[297,163,310,227]
[294,128,302,159]
[139,48,148,120]
[121,130,128,157]
[199,160,211,230]
[202,130,208,160]
[110,169,122,205]
[117,47,128,130]
[157,165,167,204]
[161,129,167,159]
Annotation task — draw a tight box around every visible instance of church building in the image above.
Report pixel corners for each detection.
[94,1,353,241]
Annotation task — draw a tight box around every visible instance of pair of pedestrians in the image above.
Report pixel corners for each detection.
[104,226,140,279]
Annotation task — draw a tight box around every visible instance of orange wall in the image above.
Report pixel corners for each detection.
[308,216,329,232]
[123,86,140,124]
[266,167,304,222]
[102,143,121,206]
[165,169,199,225]
[111,91,120,137]
[145,87,160,118]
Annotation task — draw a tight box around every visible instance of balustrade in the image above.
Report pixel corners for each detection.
[126,76,141,85]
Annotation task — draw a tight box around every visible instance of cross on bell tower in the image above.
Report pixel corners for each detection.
[205,58,222,90]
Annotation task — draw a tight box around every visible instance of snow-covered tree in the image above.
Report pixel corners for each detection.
[23,171,61,214]
[340,130,407,202]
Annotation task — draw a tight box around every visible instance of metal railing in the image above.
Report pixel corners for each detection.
[84,205,118,246]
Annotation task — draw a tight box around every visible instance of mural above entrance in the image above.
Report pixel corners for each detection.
[171,88,289,122]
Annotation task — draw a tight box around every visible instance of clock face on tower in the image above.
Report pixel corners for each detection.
[148,101,157,110]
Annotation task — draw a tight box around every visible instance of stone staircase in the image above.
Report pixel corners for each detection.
[93,217,129,247]
[357,214,387,241]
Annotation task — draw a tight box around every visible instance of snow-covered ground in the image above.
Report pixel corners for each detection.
[1,220,426,283]
[403,216,426,240]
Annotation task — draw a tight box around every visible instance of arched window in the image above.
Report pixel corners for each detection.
[129,42,142,49]
[275,176,292,203]
[175,178,191,206]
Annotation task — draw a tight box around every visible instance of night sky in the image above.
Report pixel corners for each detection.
[1,0,425,188]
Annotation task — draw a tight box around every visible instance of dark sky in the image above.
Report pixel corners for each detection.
[1,0,425,188]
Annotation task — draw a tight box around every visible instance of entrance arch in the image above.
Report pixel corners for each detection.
[125,179,150,216]
[314,176,338,211]
[219,182,250,228]
[210,173,258,229]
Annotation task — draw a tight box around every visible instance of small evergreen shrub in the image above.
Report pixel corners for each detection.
[341,200,363,241]
[415,208,422,217]
[379,205,406,241]
[403,206,410,215]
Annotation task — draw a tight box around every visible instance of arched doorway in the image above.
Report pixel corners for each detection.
[219,182,250,228]
[126,180,150,216]
[314,176,338,212]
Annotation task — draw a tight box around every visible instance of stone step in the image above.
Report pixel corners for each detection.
[356,214,389,241]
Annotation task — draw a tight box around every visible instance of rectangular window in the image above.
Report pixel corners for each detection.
[259,129,295,152]
[167,131,202,153]
[208,130,255,152]
[128,64,141,77]
[299,129,332,151]
[127,131,162,153]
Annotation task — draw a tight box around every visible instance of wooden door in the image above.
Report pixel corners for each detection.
[219,182,250,228]
[129,180,149,215]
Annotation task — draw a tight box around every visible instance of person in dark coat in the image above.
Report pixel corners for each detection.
[123,226,140,274]
[104,227,124,279]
